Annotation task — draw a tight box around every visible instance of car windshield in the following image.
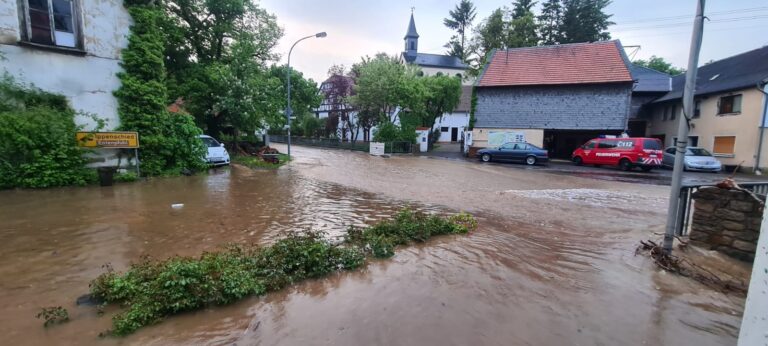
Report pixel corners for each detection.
[643,139,662,150]
[201,137,220,148]
[687,148,712,156]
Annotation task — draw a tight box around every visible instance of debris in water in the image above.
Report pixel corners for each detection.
[635,240,747,295]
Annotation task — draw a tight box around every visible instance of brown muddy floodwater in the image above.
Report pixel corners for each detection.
[0,145,750,345]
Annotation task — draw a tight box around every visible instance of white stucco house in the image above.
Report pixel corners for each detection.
[1,0,130,161]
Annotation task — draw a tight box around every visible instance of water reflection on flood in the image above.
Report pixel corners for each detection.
[0,162,747,346]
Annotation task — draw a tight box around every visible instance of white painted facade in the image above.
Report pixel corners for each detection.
[433,111,469,143]
[0,0,130,163]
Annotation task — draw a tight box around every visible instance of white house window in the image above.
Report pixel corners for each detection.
[717,94,742,115]
[24,0,79,48]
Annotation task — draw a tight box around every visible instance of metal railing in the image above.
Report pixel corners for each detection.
[269,135,413,154]
[675,182,768,236]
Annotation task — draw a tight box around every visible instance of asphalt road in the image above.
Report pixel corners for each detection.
[421,146,768,186]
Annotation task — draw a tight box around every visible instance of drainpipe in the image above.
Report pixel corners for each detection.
[755,78,768,175]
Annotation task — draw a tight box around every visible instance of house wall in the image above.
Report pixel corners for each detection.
[0,0,130,132]
[433,112,469,142]
[419,66,474,85]
[474,83,633,130]
[470,128,544,148]
[647,88,768,171]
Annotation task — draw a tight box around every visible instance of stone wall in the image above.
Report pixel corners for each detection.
[690,187,765,261]
[474,83,632,130]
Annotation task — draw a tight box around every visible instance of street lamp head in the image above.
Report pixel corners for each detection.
[315,32,327,38]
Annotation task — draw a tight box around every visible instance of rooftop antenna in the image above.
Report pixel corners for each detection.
[623,45,641,60]
[411,6,415,14]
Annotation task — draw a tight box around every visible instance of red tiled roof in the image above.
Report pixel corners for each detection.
[477,41,633,87]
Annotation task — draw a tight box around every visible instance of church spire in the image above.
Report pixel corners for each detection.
[404,12,419,39]
[403,11,419,62]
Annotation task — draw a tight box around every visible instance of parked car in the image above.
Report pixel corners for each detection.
[476,142,549,165]
[662,147,722,172]
[572,137,663,172]
[199,135,230,166]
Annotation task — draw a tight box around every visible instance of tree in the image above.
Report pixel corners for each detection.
[418,75,463,129]
[538,0,563,45]
[115,3,206,175]
[349,54,408,124]
[444,0,477,63]
[160,0,283,138]
[269,65,322,122]
[475,8,506,62]
[506,7,539,48]
[322,66,357,141]
[560,0,613,44]
[511,0,536,18]
[633,56,685,76]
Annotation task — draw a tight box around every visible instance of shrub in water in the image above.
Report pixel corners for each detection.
[88,210,476,335]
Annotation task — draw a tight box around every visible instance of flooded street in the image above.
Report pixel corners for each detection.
[0,145,749,345]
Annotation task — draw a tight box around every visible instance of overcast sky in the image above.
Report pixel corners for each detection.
[259,0,768,83]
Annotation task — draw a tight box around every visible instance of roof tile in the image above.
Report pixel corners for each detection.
[477,41,633,87]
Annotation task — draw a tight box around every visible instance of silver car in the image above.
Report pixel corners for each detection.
[662,147,722,172]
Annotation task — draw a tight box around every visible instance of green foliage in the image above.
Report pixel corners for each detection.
[346,209,478,258]
[88,210,476,335]
[161,0,284,138]
[559,0,613,44]
[538,0,564,45]
[0,76,96,189]
[115,171,139,183]
[116,5,206,176]
[350,54,460,138]
[373,122,417,144]
[443,0,477,63]
[36,306,69,327]
[633,55,685,76]
[295,114,325,138]
[232,154,290,169]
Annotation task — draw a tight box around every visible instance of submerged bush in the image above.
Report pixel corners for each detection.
[88,209,476,336]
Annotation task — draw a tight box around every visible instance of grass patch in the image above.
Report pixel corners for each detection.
[114,172,139,183]
[87,209,476,336]
[232,154,291,169]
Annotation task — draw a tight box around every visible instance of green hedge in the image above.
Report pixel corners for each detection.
[0,76,95,188]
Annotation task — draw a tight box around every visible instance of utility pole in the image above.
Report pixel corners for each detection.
[662,0,706,254]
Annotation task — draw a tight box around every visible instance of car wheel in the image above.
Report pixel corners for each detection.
[619,158,632,171]
[573,156,583,165]
[481,153,491,162]
[525,156,537,165]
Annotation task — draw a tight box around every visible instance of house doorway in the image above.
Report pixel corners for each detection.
[451,128,458,142]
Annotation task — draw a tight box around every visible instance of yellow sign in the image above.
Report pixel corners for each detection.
[76,132,139,148]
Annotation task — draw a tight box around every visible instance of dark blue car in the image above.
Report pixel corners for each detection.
[476,142,549,165]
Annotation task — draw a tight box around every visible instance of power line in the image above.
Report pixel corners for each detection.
[616,23,768,40]
[612,6,768,25]
[613,14,768,31]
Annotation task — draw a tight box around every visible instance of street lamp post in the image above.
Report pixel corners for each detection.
[285,31,327,158]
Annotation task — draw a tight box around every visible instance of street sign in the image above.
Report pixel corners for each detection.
[76,131,139,148]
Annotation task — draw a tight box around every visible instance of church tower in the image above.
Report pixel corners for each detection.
[403,12,419,63]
